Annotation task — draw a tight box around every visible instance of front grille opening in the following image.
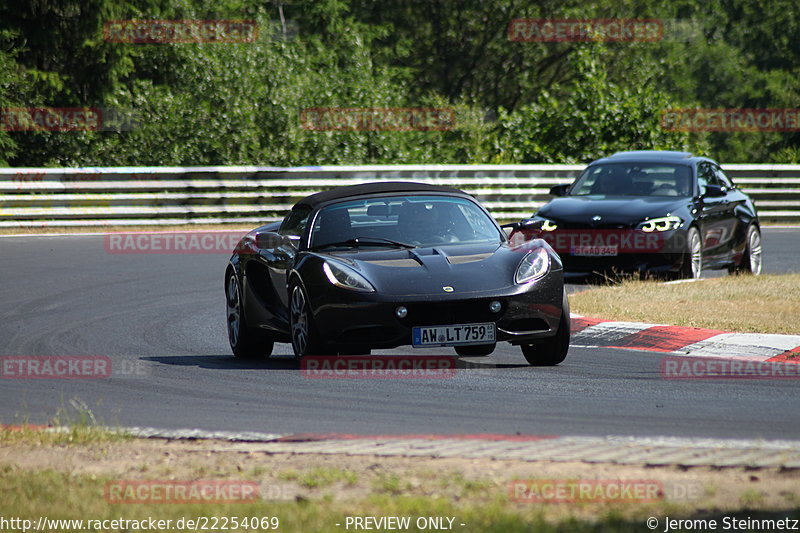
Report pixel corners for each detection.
[505,318,550,332]
[336,326,397,344]
[401,300,502,327]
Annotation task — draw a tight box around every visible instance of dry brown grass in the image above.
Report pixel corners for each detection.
[2,437,799,532]
[570,274,800,334]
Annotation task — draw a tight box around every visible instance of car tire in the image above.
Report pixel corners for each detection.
[225,270,274,359]
[678,227,702,279]
[733,225,762,276]
[289,281,324,358]
[454,344,495,356]
[521,292,570,366]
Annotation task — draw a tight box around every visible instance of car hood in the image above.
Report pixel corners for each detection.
[317,242,541,296]
[538,196,690,225]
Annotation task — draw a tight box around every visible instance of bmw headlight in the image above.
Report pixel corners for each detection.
[322,261,375,292]
[515,248,551,284]
[638,216,683,232]
[540,219,558,231]
[520,216,558,231]
[526,216,558,231]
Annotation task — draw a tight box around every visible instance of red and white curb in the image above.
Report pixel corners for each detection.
[570,315,800,363]
[70,427,800,468]
[8,426,800,468]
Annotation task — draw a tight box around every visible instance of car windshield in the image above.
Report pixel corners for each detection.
[311,195,503,249]
[569,163,693,197]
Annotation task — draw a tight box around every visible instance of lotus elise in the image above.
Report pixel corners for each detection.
[225,182,569,365]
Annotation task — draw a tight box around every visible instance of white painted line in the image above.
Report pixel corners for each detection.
[576,321,665,343]
[678,333,800,361]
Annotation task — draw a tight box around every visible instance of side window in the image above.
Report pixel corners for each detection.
[279,207,311,238]
[696,163,719,195]
[456,202,499,240]
[715,166,734,189]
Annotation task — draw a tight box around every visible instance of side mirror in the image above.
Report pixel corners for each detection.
[549,184,569,196]
[703,184,726,198]
[254,231,283,249]
[501,219,539,236]
[500,222,519,236]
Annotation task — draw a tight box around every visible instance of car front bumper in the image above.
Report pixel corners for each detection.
[306,271,565,350]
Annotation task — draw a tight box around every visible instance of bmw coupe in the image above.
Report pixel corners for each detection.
[508,151,762,279]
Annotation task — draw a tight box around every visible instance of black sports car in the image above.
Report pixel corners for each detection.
[225,182,569,365]
[508,151,762,279]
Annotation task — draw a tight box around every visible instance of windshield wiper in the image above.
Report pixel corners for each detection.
[314,237,416,250]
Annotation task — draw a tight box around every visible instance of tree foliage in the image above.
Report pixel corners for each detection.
[0,0,797,166]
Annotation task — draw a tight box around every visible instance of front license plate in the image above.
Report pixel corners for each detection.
[571,245,618,256]
[412,323,496,347]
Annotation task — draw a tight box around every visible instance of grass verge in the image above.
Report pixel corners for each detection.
[570,273,800,334]
[1,450,798,533]
[1,398,129,446]
[1,435,800,533]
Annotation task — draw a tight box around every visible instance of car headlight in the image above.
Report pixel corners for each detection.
[515,248,551,284]
[540,219,558,231]
[322,261,375,292]
[638,216,683,232]
[525,216,558,231]
[518,216,558,232]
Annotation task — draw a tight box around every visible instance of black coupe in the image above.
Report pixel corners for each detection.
[225,182,569,365]
[508,151,762,279]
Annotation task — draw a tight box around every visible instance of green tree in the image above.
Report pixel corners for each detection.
[494,46,694,163]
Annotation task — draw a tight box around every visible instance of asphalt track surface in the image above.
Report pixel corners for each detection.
[1,228,799,440]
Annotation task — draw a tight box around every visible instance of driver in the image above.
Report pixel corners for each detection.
[397,202,452,244]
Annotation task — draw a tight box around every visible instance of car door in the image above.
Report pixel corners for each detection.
[695,162,734,266]
[269,207,311,308]
[713,165,748,262]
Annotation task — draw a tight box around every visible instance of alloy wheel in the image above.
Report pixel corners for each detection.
[226,274,241,347]
[690,230,702,279]
[290,285,309,356]
[749,229,763,275]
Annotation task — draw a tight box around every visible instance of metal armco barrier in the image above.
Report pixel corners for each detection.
[0,164,798,228]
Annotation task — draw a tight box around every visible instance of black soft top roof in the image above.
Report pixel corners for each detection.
[294,181,466,209]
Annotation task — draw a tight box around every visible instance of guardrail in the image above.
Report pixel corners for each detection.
[1,164,798,227]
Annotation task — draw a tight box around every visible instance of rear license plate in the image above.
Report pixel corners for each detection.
[571,245,618,256]
[412,323,496,347]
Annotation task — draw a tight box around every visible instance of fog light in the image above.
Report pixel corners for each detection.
[489,300,502,313]
[395,306,408,319]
